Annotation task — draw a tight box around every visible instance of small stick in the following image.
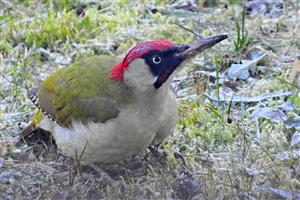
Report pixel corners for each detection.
[173,22,203,39]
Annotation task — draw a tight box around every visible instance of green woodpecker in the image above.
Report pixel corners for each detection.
[21,35,227,164]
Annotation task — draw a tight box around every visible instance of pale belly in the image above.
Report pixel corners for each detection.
[44,106,177,164]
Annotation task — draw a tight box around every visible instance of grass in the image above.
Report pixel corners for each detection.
[233,0,251,53]
[1,0,300,199]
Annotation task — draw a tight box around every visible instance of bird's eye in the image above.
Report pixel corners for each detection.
[152,56,161,64]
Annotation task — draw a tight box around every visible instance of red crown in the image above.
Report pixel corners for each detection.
[110,39,175,80]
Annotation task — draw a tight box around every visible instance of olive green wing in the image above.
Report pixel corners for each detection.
[30,55,120,127]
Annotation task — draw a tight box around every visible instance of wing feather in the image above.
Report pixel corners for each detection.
[31,55,120,127]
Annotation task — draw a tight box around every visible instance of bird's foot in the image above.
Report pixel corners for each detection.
[142,143,167,163]
[148,144,168,160]
[144,144,188,167]
[173,151,187,167]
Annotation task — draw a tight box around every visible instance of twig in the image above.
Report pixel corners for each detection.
[255,118,260,141]
[205,91,293,103]
[74,141,88,175]
[173,22,203,39]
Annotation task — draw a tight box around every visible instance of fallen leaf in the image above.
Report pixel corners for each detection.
[291,131,300,147]
[196,82,206,95]
[246,0,283,18]
[256,186,300,199]
[288,58,300,85]
[252,107,287,122]
[285,116,300,130]
[227,52,267,81]
[219,87,234,100]
[277,102,298,112]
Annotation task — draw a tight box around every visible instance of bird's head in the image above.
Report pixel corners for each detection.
[110,35,227,92]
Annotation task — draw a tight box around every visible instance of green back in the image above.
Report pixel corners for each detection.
[37,55,120,127]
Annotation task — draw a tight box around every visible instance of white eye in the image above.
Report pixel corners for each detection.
[152,56,161,64]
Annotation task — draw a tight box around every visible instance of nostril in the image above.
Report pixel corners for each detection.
[175,44,190,53]
[162,45,190,56]
[182,45,190,51]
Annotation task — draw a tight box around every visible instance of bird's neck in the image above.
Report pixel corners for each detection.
[111,80,172,109]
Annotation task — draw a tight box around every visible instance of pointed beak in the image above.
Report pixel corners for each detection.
[154,35,227,88]
[178,34,228,60]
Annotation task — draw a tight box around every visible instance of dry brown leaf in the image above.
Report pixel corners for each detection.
[196,82,206,95]
[289,58,300,83]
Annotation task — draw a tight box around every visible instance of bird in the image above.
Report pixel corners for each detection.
[20,35,227,164]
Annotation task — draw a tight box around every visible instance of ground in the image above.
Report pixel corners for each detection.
[0,0,300,199]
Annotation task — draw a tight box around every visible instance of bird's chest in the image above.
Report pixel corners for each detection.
[112,91,177,148]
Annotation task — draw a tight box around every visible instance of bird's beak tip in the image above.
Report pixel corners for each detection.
[179,34,228,59]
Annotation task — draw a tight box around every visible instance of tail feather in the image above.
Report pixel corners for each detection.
[28,87,56,122]
[18,88,53,141]
[28,87,39,107]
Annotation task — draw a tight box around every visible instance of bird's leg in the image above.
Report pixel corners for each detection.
[142,143,158,161]
[142,144,188,167]
[173,151,187,167]
[142,143,167,162]
[148,143,168,159]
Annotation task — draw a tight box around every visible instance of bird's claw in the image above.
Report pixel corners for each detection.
[148,144,167,160]
[143,144,187,167]
[173,151,187,167]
